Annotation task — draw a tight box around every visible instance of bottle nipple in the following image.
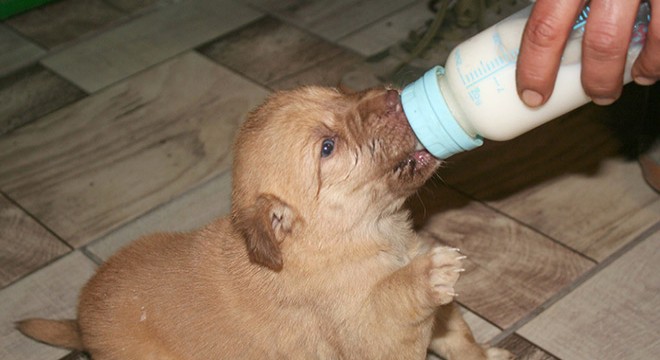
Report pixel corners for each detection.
[401,66,483,159]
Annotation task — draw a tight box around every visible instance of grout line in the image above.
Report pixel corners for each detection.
[1,159,234,289]
[490,219,660,345]
[455,301,505,334]
[2,167,235,289]
[239,2,311,40]
[100,0,130,14]
[194,13,368,93]
[42,46,176,95]
[497,333,560,359]
[194,13,266,51]
[39,5,268,94]
[0,65,87,136]
[83,167,233,256]
[99,0,165,15]
[0,8,145,90]
[335,0,423,42]
[81,246,104,266]
[0,25,46,78]
[33,1,163,59]
[0,250,81,291]
[238,2,373,63]
[0,20,47,51]
[0,190,73,250]
[261,51,354,91]
[195,48,274,93]
[444,183,600,264]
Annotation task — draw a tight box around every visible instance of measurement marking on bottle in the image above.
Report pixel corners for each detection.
[456,34,519,89]
[573,5,590,31]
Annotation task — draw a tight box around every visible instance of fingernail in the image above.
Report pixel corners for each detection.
[634,76,656,86]
[592,97,616,106]
[521,90,544,107]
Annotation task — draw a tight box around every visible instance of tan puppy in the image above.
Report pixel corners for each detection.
[18,87,512,360]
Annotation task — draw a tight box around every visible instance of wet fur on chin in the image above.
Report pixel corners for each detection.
[17,86,512,360]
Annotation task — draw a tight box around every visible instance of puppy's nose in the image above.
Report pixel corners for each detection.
[385,89,401,112]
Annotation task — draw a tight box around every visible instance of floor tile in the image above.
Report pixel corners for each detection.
[460,307,500,344]
[0,193,70,289]
[0,24,45,77]
[518,227,660,360]
[0,251,96,360]
[495,334,558,360]
[247,0,416,41]
[0,52,269,248]
[58,352,88,360]
[104,0,160,13]
[4,0,124,49]
[0,64,85,135]
[269,50,380,91]
[338,0,433,57]
[440,104,660,261]
[199,16,343,87]
[86,171,233,261]
[0,1,654,357]
[42,0,263,92]
[409,185,595,329]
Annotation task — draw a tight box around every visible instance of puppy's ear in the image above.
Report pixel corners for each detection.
[232,194,299,272]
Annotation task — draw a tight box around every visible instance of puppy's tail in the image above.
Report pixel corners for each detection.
[16,318,84,350]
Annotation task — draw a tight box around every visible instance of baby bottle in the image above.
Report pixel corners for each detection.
[401,1,652,159]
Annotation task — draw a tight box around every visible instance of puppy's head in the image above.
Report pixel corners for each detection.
[231,87,440,271]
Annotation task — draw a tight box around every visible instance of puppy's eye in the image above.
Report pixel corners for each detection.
[321,139,335,158]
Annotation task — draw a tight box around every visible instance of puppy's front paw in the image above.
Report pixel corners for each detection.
[425,246,465,306]
[485,347,515,360]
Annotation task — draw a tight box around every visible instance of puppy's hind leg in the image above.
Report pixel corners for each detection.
[428,304,514,360]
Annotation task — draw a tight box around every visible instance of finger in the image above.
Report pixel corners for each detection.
[632,0,660,85]
[516,0,584,107]
[581,0,641,105]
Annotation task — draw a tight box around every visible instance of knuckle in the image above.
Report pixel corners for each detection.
[584,27,628,60]
[517,66,548,87]
[636,56,660,77]
[638,26,660,75]
[524,16,565,47]
[582,70,621,98]
[583,81,622,100]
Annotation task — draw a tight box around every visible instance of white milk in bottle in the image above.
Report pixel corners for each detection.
[401,1,651,159]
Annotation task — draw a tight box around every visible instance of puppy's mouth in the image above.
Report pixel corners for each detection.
[393,139,436,178]
[383,91,439,180]
[358,88,440,191]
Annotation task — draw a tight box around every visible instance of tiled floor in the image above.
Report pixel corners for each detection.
[1,1,658,359]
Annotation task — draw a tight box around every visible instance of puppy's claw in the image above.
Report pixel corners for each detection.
[426,246,465,305]
[439,289,457,297]
[456,255,467,261]
[433,286,457,296]
[485,347,516,360]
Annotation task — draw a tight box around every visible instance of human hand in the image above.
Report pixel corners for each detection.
[516,0,659,107]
